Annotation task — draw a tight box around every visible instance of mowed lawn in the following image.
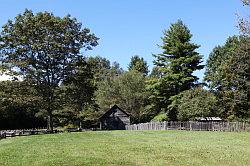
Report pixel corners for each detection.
[0,130,249,166]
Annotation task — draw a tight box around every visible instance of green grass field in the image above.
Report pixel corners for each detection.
[0,130,249,166]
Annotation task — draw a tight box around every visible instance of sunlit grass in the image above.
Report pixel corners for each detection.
[0,130,249,166]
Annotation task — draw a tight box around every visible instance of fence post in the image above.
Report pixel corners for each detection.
[125,121,247,131]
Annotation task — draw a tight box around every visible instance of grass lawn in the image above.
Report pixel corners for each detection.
[0,130,249,166]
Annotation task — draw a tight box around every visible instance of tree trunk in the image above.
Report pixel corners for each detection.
[47,111,53,132]
[47,115,50,130]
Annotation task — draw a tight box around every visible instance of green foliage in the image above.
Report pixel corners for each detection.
[204,36,240,89]
[61,58,97,117]
[1,5,249,129]
[169,87,217,121]
[220,36,250,119]
[0,10,98,130]
[148,20,204,120]
[96,70,150,123]
[0,80,46,129]
[149,66,161,78]
[205,35,250,120]
[87,56,123,82]
[151,112,168,122]
[128,55,149,76]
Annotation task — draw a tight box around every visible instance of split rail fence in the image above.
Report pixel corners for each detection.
[0,128,93,140]
[125,121,250,132]
[0,129,54,139]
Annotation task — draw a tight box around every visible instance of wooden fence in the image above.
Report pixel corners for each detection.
[125,121,250,132]
[0,129,57,140]
[0,128,95,140]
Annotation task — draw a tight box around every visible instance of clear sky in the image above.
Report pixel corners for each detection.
[0,0,249,80]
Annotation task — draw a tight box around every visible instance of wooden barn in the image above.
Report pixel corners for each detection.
[99,105,130,130]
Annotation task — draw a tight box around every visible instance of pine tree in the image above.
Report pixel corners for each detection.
[149,20,203,120]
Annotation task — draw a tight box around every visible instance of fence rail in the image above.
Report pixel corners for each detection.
[0,128,97,140]
[0,129,56,140]
[125,121,250,132]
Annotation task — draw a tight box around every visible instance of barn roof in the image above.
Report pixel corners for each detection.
[99,105,130,120]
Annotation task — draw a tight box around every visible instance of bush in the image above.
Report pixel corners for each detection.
[151,112,168,122]
[169,87,217,121]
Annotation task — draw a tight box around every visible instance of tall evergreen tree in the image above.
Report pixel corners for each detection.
[148,20,203,120]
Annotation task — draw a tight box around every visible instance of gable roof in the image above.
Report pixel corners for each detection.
[99,105,130,120]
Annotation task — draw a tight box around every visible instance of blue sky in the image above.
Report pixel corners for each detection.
[0,0,248,80]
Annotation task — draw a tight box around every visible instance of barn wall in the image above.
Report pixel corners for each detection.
[100,107,130,130]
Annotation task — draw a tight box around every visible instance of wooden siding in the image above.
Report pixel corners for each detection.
[100,105,130,130]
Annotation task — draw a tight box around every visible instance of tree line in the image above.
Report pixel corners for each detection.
[0,2,249,130]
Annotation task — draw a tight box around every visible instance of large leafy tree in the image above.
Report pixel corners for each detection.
[203,1,250,120]
[96,70,151,123]
[57,58,98,127]
[204,36,240,118]
[0,10,98,131]
[128,55,149,76]
[204,36,240,90]
[87,56,123,82]
[223,36,250,119]
[148,20,203,120]
[169,87,217,121]
[87,56,111,82]
[204,36,249,120]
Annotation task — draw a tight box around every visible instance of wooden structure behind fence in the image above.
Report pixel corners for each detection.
[125,121,250,132]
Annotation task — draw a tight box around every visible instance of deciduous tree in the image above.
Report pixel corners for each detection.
[96,70,151,123]
[128,55,149,76]
[0,10,98,131]
[169,87,217,121]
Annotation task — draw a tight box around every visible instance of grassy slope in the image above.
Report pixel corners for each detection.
[0,130,249,166]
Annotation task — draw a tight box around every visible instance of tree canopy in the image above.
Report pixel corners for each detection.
[128,55,149,76]
[0,10,99,131]
[96,70,151,123]
[169,87,217,121]
[0,3,249,130]
[204,35,250,120]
